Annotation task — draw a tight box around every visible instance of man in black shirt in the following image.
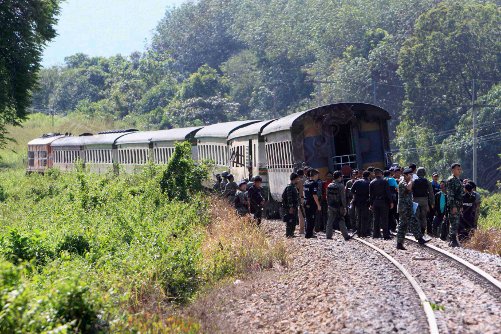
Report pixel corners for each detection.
[248,176,265,226]
[303,169,321,238]
[459,183,476,241]
[283,173,301,238]
[369,168,393,239]
[351,171,371,237]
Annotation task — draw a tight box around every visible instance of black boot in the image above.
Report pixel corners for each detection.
[417,237,430,245]
[344,235,351,241]
[449,235,460,247]
[396,243,406,250]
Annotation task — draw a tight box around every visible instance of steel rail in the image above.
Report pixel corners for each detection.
[403,236,501,292]
[335,231,440,334]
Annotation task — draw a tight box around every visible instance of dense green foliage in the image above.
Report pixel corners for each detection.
[0,142,279,332]
[27,0,501,189]
[0,0,60,146]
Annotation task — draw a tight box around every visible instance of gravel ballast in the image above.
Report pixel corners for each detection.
[195,221,430,333]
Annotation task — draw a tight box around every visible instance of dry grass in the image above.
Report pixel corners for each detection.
[199,196,289,282]
[465,228,501,256]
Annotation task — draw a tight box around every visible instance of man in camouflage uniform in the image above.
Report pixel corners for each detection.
[326,171,351,241]
[447,163,464,247]
[223,174,238,203]
[284,173,301,238]
[396,168,429,250]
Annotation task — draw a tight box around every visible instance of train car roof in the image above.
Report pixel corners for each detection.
[115,127,203,145]
[227,120,276,140]
[51,132,134,147]
[195,120,261,139]
[28,135,66,146]
[261,103,391,136]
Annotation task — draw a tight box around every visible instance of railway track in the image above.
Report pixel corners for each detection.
[359,234,501,333]
[334,231,439,334]
[402,235,501,292]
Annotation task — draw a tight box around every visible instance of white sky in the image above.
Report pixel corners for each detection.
[42,0,188,67]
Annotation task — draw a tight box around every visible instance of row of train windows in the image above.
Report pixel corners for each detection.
[153,147,175,164]
[230,145,248,167]
[265,141,294,170]
[198,144,228,166]
[118,149,150,165]
[53,150,80,164]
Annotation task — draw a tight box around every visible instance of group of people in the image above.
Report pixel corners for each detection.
[213,162,480,250]
[213,171,266,226]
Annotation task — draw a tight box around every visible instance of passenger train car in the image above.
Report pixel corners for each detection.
[27,103,391,205]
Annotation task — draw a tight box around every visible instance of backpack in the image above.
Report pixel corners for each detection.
[281,185,290,209]
[327,183,342,208]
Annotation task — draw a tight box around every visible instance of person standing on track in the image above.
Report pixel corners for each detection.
[345,170,358,230]
[303,169,321,239]
[447,163,464,247]
[396,168,429,250]
[351,171,371,237]
[369,168,394,239]
[326,171,351,241]
[296,169,306,235]
[248,176,265,226]
[283,173,301,238]
[412,167,434,235]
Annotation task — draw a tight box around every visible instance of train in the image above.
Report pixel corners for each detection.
[27,103,392,210]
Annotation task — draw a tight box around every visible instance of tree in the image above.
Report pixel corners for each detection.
[398,1,501,129]
[0,0,61,146]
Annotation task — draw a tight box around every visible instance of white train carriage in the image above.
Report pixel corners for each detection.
[194,120,260,176]
[227,120,276,185]
[27,134,66,173]
[114,127,203,173]
[52,130,137,172]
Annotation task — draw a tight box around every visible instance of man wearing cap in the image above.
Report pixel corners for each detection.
[234,181,249,216]
[351,171,371,237]
[369,168,394,239]
[220,171,230,194]
[303,169,322,238]
[223,174,238,204]
[213,174,222,192]
[396,168,429,250]
[326,171,351,241]
[284,173,301,238]
[447,163,464,247]
[413,167,434,235]
[248,176,265,226]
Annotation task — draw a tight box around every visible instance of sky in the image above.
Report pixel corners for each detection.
[42,0,188,67]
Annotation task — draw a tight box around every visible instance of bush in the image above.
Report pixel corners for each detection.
[2,230,54,267]
[57,235,91,256]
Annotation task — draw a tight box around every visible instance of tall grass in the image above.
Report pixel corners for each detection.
[465,192,501,255]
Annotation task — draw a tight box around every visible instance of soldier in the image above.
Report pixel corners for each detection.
[345,170,358,230]
[351,171,371,237]
[234,180,249,216]
[384,169,398,233]
[447,163,463,247]
[369,168,393,239]
[283,173,301,238]
[213,174,222,192]
[303,169,322,238]
[468,181,481,229]
[223,174,238,203]
[296,169,306,235]
[433,181,448,239]
[220,171,229,193]
[326,171,351,241]
[413,167,434,235]
[396,168,429,250]
[459,183,476,241]
[248,176,265,226]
